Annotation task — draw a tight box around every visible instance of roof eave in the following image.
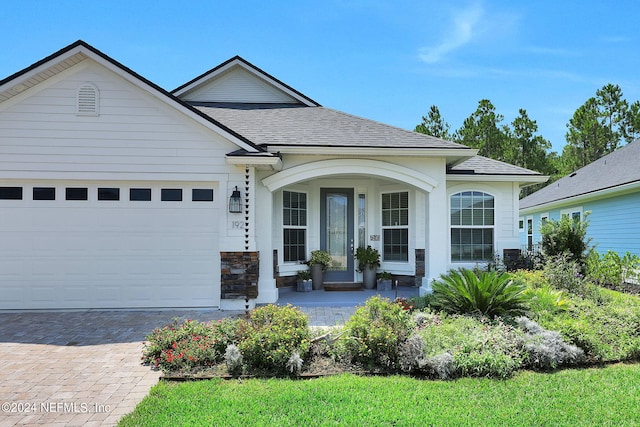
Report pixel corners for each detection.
[448,174,549,186]
[520,179,640,214]
[265,145,478,158]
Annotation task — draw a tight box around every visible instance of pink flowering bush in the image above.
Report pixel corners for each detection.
[142,318,238,373]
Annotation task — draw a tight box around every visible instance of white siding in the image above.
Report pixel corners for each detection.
[181,67,298,104]
[0,61,240,181]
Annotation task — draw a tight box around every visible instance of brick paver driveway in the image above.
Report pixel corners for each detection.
[0,310,243,426]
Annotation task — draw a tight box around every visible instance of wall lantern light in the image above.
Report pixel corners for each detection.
[229,186,242,213]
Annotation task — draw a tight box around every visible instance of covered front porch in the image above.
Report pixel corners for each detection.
[253,157,450,305]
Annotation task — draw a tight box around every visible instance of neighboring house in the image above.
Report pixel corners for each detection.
[0,40,547,310]
[519,138,640,257]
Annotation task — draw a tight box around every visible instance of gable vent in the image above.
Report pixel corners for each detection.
[77,83,99,116]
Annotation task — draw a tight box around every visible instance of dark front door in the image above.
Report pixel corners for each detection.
[320,188,355,282]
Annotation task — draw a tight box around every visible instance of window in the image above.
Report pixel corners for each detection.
[283,191,307,262]
[382,192,409,262]
[98,188,120,201]
[161,189,182,201]
[66,188,88,201]
[0,187,23,200]
[358,194,367,248]
[450,191,494,262]
[130,188,151,201]
[518,218,524,232]
[77,83,99,116]
[527,217,533,250]
[561,207,583,222]
[192,189,214,202]
[33,187,55,200]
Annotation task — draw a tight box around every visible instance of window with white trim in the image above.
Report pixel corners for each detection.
[450,191,494,262]
[382,191,409,262]
[561,207,583,222]
[283,190,307,262]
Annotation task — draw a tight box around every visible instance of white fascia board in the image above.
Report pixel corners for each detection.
[520,179,640,215]
[226,155,282,168]
[447,174,549,184]
[265,145,478,158]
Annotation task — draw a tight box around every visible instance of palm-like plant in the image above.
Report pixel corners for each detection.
[431,269,529,318]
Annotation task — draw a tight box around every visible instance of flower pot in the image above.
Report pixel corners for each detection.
[311,263,324,290]
[377,279,392,291]
[362,265,377,289]
[297,279,312,292]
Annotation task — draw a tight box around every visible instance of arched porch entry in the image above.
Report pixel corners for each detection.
[261,159,442,288]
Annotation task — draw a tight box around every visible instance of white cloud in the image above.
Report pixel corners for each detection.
[418,3,484,64]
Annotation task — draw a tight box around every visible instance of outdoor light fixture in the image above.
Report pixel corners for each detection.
[229,186,242,213]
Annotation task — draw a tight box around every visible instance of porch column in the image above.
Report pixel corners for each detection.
[423,182,448,294]
[255,182,278,304]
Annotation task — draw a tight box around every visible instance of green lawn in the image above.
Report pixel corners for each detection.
[119,363,640,426]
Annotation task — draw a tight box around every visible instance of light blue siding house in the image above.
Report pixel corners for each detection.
[519,138,640,257]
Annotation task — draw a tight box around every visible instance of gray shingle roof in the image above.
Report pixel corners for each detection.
[194,103,468,150]
[520,138,640,210]
[449,156,543,176]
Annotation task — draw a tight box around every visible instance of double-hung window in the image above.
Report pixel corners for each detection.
[382,192,409,262]
[450,191,494,262]
[283,191,307,262]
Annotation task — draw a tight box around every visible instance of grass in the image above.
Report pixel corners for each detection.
[118,363,640,426]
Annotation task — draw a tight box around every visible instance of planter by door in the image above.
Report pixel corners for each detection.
[311,263,324,290]
[362,265,377,289]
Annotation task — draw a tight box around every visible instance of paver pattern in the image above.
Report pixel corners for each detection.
[0,304,359,426]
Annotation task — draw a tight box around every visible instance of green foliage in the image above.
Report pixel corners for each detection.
[540,212,591,267]
[414,104,452,140]
[524,285,570,318]
[431,269,530,318]
[401,313,525,379]
[344,296,412,372]
[354,245,380,271]
[308,250,332,269]
[510,269,549,289]
[236,304,311,376]
[587,250,640,285]
[297,269,312,281]
[536,289,640,362]
[142,318,238,373]
[378,271,393,280]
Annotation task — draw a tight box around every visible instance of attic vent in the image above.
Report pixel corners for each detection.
[76,83,99,116]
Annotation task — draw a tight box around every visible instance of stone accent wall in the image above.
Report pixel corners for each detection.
[415,248,425,286]
[220,251,259,299]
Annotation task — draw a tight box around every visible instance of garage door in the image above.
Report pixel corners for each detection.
[0,182,221,309]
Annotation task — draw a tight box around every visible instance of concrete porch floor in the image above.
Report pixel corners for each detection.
[275,285,420,307]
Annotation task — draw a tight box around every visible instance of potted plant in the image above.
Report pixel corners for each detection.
[377,271,393,291]
[308,250,332,290]
[296,270,312,292]
[355,245,380,289]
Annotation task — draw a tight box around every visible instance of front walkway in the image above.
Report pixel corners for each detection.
[0,296,399,426]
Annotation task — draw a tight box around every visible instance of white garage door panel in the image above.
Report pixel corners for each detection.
[0,182,221,310]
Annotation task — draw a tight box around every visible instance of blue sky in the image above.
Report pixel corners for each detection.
[1,0,638,153]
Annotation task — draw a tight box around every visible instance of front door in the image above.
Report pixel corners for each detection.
[320,188,355,282]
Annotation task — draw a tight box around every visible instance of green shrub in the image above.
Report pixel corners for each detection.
[400,313,525,379]
[542,253,589,296]
[344,296,412,372]
[510,269,549,289]
[431,269,530,318]
[540,212,591,267]
[142,318,238,373]
[236,304,310,376]
[537,290,640,362]
[587,250,640,286]
[524,285,570,319]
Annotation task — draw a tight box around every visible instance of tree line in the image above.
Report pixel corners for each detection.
[415,84,640,196]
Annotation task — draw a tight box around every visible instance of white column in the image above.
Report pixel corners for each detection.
[255,180,278,304]
[423,182,448,295]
